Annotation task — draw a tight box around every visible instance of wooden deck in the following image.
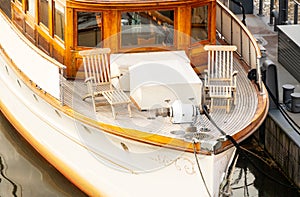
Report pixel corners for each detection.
[62,56,258,142]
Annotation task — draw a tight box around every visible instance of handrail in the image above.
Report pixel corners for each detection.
[216,0,263,93]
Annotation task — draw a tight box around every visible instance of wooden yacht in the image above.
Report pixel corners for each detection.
[0,0,268,196]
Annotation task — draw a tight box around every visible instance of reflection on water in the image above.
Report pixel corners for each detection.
[0,112,87,197]
[232,139,300,197]
[0,111,299,196]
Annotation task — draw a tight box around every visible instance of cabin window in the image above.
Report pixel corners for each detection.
[77,12,102,47]
[54,1,65,41]
[191,5,208,43]
[0,0,11,18]
[120,10,174,47]
[39,0,49,27]
[27,0,35,16]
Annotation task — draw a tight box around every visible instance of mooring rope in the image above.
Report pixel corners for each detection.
[192,141,212,197]
[201,104,300,192]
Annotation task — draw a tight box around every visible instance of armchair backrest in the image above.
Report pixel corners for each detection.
[79,48,111,85]
[204,45,237,83]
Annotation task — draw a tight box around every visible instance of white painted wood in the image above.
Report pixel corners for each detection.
[0,13,62,99]
[79,48,131,118]
[110,50,190,91]
[129,59,202,110]
[0,50,236,196]
[204,45,237,112]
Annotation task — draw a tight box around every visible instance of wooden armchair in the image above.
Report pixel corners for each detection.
[204,45,238,112]
[79,48,131,119]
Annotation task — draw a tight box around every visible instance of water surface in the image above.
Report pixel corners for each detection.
[0,112,87,197]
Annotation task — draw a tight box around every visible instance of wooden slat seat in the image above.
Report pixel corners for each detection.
[102,90,132,119]
[209,85,232,112]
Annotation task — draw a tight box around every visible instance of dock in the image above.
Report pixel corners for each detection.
[239,8,300,189]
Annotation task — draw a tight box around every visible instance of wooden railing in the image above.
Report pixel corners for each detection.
[216,0,263,92]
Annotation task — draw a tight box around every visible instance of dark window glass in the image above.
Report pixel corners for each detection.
[54,2,65,41]
[0,0,12,18]
[77,12,102,47]
[191,5,208,43]
[121,10,174,47]
[39,0,49,27]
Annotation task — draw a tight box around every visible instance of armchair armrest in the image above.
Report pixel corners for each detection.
[232,70,238,88]
[84,77,95,83]
[110,73,124,90]
[111,73,122,80]
[203,69,209,87]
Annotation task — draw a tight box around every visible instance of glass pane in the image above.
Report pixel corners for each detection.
[54,2,65,41]
[39,0,49,27]
[121,10,174,47]
[27,0,35,16]
[0,0,12,18]
[191,5,208,43]
[77,12,102,47]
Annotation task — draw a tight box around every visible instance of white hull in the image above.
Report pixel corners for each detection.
[0,49,236,196]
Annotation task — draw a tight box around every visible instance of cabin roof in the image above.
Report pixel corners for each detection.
[67,0,210,6]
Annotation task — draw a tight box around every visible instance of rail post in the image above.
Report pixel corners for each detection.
[278,0,289,24]
[269,0,275,24]
[294,0,299,24]
[59,66,66,106]
[258,0,264,16]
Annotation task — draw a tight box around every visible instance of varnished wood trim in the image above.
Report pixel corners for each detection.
[67,0,215,9]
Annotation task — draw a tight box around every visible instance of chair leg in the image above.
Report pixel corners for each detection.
[233,91,237,105]
[210,98,214,112]
[91,95,97,113]
[111,105,116,119]
[128,103,132,118]
[226,98,230,113]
